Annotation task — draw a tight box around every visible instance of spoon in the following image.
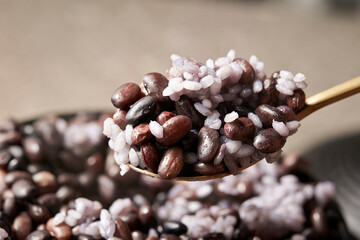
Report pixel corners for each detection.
[128,75,360,181]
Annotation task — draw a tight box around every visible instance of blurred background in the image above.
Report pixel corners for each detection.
[0,0,360,237]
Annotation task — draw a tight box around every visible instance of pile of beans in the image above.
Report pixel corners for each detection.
[0,113,354,240]
[104,50,307,178]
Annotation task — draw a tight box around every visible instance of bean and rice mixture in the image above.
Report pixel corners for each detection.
[104,50,307,178]
[0,113,353,239]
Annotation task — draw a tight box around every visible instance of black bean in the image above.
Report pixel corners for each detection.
[253,128,286,153]
[255,104,286,128]
[12,212,33,240]
[132,231,144,240]
[111,83,142,109]
[113,109,128,130]
[5,171,32,186]
[156,111,176,125]
[141,142,160,172]
[12,179,37,200]
[113,217,133,240]
[193,162,226,176]
[85,152,104,174]
[224,117,255,141]
[132,123,152,145]
[0,131,22,147]
[56,186,77,204]
[143,72,170,103]
[27,204,51,223]
[23,136,44,163]
[158,147,184,179]
[181,129,198,152]
[233,105,251,118]
[32,171,57,195]
[138,205,156,228]
[27,163,49,175]
[311,207,328,236]
[0,211,12,235]
[232,224,251,240]
[45,218,72,240]
[78,171,97,190]
[259,77,279,105]
[0,150,12,168]
[233,58,255,84]
[162,221,187,235]
[224,156,240,175]
[197,126,219,162]
[287,89,306,112]
[7,158,27,172]
[175,95,204,129]
[156,115,192,147]
[37,194,61,215]
[126,96,158,126]
[200,233,226,240]
[26,230,52,240]
[3,197,18,219]
[277,105,297,121]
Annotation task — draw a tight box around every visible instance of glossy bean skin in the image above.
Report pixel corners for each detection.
[253,128,286,153]
[132,123,152,145]
[111,83,142,109]
[143,72,170,103]
[126,96,158,126]
[197,126,219,163]
[156,115,192,147]
[158,147,184,179]
[233,58,255,84]
[141,142,160,172]
[224,117,255,141]
[255,104,286,128]
[287,89,306,112]
[193,162,226,176]
[175,95,204,129]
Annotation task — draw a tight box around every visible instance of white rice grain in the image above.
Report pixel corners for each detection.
[224,111,239,123]
[103,118,114,138]
[276,84,294,96]
[286,121,301,132]
[169,77,184,92]
[227,49,236,61]
[129,148,139,167]
[272,120,289,137]
[201,99,212,109]
[198,66,208,78]
[149,120,163,138]
[216,65,232,80]
[294,73,306,82]
[120,164,130,176]
[125,125,133,145]
[279,70,294,80]
[206,59,215,69]
[194,102,212,116]
[183,80,203,91]
[225,140,242,154]
[162,86,175,97]
[248,112,262,128]
[215,57,231,67]
[235,144,255,158]
[200,75,214,89]
[253,79,263,93]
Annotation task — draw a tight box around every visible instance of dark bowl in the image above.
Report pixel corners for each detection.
[305,133,360,239]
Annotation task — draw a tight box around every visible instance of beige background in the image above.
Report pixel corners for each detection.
[0,0,359,153]
[0,0,360,236]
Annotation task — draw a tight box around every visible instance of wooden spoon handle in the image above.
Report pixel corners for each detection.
[297,75,360,121]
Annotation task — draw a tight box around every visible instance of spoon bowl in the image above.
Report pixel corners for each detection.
[129,76,360,181]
